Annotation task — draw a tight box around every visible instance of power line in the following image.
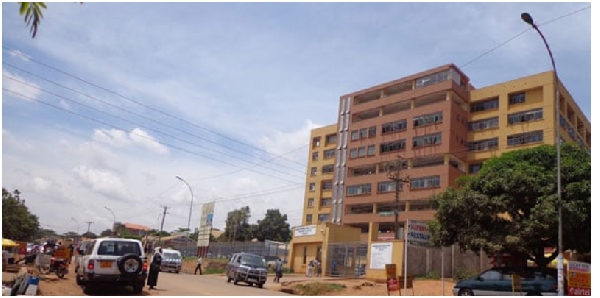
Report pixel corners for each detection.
[2,87,303,185]
[1,45,306,168]
[459,5,591,69]
[2,61,307,176]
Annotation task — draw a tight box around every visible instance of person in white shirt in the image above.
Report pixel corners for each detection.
[195,255,203,275]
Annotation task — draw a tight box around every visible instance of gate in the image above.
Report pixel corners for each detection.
[326,242,368,277]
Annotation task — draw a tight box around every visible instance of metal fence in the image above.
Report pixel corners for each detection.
[207,240,289,262]
[326,242,369,277]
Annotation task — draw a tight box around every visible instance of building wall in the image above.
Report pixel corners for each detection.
[302,124,338,226]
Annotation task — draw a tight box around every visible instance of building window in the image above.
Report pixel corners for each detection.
[322,164,334,174]
[308,198,315,207]
[309,183,316,191]
[368,126,377,138]
[321,198,332,207]
[351,130,359,141]
[367,145,376,156]
[468,117,499,131]
[377,181,398,193]
[324,149,335,159]
[358,147,367,157]
[310,167,317,176]
[509,92,525,105]
[471,97,499,113]
[469,163,483,174]
[349,148,358,158]
[312,137,321,149]
[468,138,499,151]
[325,134,337,145]
[305,215,312,224]
[410,176,441,189]
[413,133,442,148]
[382,120,407,134]
[322,180,333,190]
[312,152,319,161]
[415,70,449,88]
[380,139,406,153]
[413,111,443,127]
[507,130,544,146]
[318,213,330,222]
[508,108,543,124]
[359,128,368,139]
[347,183,372,196]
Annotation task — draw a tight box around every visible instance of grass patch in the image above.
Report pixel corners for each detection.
[203,268,226,275]
[293,282,347,295]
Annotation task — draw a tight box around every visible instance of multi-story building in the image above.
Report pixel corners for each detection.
[302,124,338,226]
[301,63,590,239]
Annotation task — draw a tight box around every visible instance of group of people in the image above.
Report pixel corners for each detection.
[305,258,322,277]
[146,248,204,290]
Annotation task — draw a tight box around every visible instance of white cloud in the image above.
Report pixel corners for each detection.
[2,69,41,100]
[72,165,130,201]
[2,129,34,151]
[33,177,53,191]
[92,128,169,155]
[257,120,322,160]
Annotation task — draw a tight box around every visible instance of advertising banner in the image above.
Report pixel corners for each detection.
[406,219,430,247]
[369,242,392,269]
[197,202,215,247]
[567,261,591,296]
[293,225,317,237]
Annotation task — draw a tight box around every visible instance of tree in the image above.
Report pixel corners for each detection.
[429,143,590,267]
[19,2,47,38]
[2,188,40,241]
[99,229,113,237]
[82,232,98,239]
[255,209,291,242]
[224,206,251,242]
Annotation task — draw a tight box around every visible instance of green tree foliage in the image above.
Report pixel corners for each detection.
[255,209,291,242]
[82,232,98,239]
[430,143,590,267]
[2,188,40,241]
[19,2,47,38]
[99,229,113,237]
[148,229,170,237]
[224,206,252,242]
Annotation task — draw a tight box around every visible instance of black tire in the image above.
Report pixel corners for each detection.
[227,275,232,283]
[117,254,143,275]
[57,269,66,279]
[75,273,83,286]
[258,283,263,289]
[82,284,94,295]
[458,288,474,296]
[233,273,239,285]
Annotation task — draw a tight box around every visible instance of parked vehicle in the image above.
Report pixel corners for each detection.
[226,252,268,288]
[74,238,147,294]
[453,267,561,296]
[160,249,182,273]
[49,256,69,278]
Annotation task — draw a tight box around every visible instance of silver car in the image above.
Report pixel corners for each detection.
[226,252,268,288]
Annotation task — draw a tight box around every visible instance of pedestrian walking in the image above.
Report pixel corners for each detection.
[306,259,314,277]
[273,258,283,283]
[195,255,203,275]
[316,259,322,277]
[147,247,163,290]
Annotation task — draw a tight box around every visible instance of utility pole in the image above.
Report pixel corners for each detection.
[85,221,94,235]
[387,156,410,240]
[158,206,169,246]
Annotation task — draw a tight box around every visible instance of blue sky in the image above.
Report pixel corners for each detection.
[1,2,593,235]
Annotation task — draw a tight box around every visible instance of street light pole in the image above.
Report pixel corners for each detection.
[71,217,80,235]
[176,175,194,233]
[104,206,116,236]
[521,12,564,296]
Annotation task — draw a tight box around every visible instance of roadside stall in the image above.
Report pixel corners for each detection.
[2,238,19,271]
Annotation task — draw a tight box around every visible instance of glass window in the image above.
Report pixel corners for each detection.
[507,130,544,146]
[346,183,372,196]
[413,133,442,148]
[508,108,543,125]
[351,130,359,141]
[367,145,376,156]
[325,134,337,144]
[321,198,332,207]
[322,164,334,174]
[306,214,312,223]
[322,180,333,190]
[318,214,330,222]
[471,98,499,113]
[324,149,335,159]
[468,138,499,151]
[509,92,526,105]
[382,120,407,134]
[358,147,367,157]
[377,181,397,193]
[309,183,316,191]
[312,152,319,161]
[469,163,482,174]
[413,111,443,127]
[468,117,499,131]
[308,198,314,207]
[480,270,502,281]
[410,176,441,189]
[311,167,317,176]
[312,137,321,148]
[349,148,358,158]
[368,126,377,138]
[380,140,406,153]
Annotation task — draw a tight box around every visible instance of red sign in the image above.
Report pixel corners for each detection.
[387,277,399,292]
[568,287,591,296]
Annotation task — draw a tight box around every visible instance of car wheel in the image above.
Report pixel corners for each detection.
[75,273,83,286]
[132,283,144,294]
[258,283,263,289]
[233,273,239,285]
[458,288,474,296]
[82,284,94,295]
[117,254,143,275]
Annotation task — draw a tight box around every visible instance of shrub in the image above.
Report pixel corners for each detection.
[293,282,346,295]
[425,270,440,279]
[453,266,479,282]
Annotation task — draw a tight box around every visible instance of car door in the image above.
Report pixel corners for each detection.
[475,269,503,295]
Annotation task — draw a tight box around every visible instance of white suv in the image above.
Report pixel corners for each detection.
[75,238,147,294]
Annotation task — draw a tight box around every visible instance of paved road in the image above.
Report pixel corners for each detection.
[149,272,290,296]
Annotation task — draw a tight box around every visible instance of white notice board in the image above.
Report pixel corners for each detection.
[369,242,392,269]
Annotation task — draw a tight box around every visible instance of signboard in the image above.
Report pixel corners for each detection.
[406,219,430,247]
[197,202,215,247]
[369,242,392,269]
[293,225,317,237]
[385,264,400,295]
[567,261,591,296]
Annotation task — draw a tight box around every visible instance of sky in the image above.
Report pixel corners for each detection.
[1,2,594,236]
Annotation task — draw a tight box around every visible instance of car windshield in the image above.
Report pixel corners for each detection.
[97,241,140,256]
[241,255,265,267]
[163,253,180,259]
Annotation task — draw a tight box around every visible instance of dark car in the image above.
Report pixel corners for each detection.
[226,252,268,288]
[453,267,560,296]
